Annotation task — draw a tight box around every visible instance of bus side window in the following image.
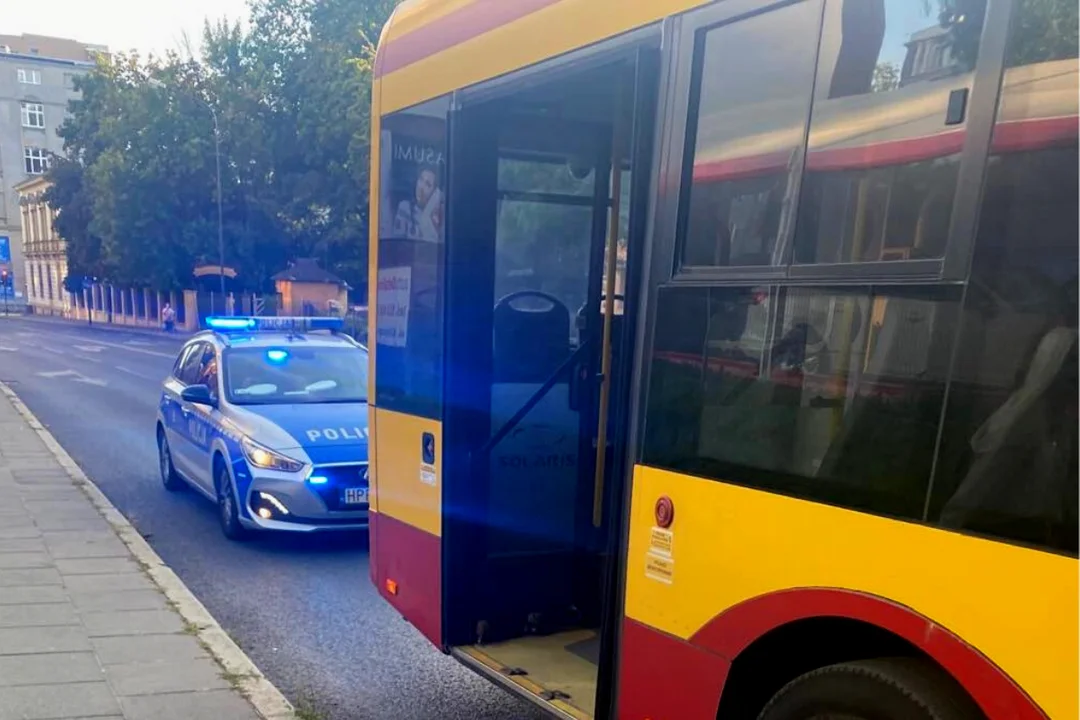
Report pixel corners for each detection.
[678,0,822,269]
[926,0,1078,554]
[642,283,960,521]
[793,0,988,265]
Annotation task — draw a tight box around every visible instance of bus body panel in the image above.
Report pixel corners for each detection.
[369,408,443,646]
[623,465,1076,720]
[373,0,711,114]
[368,1,1079,717]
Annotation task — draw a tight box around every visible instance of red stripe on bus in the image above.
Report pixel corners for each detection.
[689,588,1047,720]
[990,115,1079,153]
[806,129,967,172]
[618,617,728,720]
[693,151,792,183]
[690,115,1078,183]
[370,511,442,646]
[374,0,562,78]
[652,351,917,398]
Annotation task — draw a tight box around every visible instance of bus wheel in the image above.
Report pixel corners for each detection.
[757,657,982,720]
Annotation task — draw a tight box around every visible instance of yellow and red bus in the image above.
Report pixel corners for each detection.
[366,1,1078,718]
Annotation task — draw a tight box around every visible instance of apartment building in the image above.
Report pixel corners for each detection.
[0,33,104,299]
[14,175,70,315]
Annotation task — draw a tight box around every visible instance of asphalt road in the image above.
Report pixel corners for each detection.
[0,315,540,720]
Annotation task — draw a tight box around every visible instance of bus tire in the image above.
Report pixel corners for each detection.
[757,657,982,720]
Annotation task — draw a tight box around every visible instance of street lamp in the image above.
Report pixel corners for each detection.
[149,78,227,313]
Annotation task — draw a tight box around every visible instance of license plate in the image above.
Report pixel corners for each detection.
[342,487,369,505]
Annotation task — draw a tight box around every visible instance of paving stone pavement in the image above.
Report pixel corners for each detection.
[0,390,264,720]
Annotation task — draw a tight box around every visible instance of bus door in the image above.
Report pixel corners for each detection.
[443,45,659,718]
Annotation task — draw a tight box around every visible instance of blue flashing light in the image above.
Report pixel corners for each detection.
[308,475,329,485]
[266,349,289,364]
[206,317,256,331]
[207,316,345,333]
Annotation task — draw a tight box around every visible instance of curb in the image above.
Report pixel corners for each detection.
[0,381,295,720]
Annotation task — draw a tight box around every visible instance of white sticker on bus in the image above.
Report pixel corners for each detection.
[376,266,412,348]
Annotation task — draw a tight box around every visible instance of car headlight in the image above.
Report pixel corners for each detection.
[240,436,305,473]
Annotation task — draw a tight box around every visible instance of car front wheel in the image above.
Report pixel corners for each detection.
[216,463,247,541]
[157,430,184,492]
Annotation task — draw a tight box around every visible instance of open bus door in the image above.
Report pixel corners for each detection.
[441,41,660,718]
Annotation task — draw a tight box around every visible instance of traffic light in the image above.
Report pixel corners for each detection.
[0,268,9,287]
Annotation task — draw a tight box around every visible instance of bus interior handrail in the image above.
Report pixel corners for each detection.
[471,339,592,462]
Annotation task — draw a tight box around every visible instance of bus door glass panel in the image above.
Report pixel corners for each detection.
[794,0,989,264]
[488,151,598,558]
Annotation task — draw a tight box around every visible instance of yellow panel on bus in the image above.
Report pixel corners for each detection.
[371,408,442,538]
[624,465,1079,720]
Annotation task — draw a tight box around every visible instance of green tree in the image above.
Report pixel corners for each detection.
[871,62,900,93]
[49,0,398,297]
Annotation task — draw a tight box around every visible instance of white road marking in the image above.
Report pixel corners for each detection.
[0,346,16,352]
[35,369,108,387]
[115,365,155,380]
[37,334,173,359]
[74,354,102,364]
[73,344,106,353]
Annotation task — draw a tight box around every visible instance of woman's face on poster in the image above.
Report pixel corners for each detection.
[415,169,437,207]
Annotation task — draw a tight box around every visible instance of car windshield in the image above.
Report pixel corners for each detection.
[224,345,368,405]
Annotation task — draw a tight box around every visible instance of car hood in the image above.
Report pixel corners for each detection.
[227,402,369,465]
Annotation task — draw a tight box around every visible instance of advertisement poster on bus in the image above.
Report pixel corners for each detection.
[378,126,445,244]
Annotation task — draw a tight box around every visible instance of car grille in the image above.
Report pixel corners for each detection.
[310,463,369,512]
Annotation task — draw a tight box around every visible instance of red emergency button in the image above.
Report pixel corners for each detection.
[654,495,674,528]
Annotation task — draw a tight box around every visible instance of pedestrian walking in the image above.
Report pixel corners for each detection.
[162,302,176,332]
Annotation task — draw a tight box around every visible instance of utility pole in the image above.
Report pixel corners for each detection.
[210,105,226,314]
[83,279,93,326]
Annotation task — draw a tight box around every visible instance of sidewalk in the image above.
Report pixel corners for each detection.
[0,384,291,720]
[10,312,195,339]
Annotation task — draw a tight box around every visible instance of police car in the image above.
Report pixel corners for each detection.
[155,317,370,539]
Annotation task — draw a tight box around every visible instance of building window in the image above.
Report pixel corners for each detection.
[24,147,49,175]
[17,68,42,85]
[21,102,44,129]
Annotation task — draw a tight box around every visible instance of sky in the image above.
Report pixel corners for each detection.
[4,0,250,58]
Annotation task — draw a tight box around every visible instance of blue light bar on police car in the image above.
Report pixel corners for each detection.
[205,317,256,331]
[205,316,344,333]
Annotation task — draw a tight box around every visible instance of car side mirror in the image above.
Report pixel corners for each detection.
[181,384,216,407]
